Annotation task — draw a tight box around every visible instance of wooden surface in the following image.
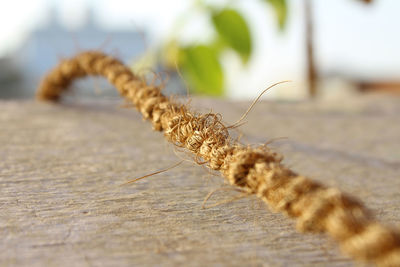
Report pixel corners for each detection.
[1,95,400,266]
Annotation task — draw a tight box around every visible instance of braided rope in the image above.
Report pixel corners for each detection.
[37,51,400,266]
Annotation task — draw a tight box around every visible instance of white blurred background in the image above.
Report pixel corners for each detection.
[0,0,399,99]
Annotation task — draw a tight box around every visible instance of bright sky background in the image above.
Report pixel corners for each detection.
[0,0,399,98]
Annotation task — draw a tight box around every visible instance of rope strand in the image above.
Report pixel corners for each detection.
[37,51,400,266]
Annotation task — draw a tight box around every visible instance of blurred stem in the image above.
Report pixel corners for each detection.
[305,0,317,98]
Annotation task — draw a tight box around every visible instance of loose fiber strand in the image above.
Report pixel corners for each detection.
[227,80,290,129]
[120,160,184,186]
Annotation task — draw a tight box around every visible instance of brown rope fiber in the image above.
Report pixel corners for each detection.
[37,51,400,266]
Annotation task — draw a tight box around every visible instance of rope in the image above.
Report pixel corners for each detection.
[37,51,400,266]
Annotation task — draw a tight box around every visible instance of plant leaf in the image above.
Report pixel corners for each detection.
[131,49,157,76]
[180,45,224,96]
[212,8,252,63]
[162,40,182,69]
[265,0,288,30]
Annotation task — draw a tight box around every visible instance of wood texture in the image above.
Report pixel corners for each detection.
[1,96,399,266]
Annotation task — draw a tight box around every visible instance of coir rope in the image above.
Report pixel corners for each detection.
[37,51,400,266]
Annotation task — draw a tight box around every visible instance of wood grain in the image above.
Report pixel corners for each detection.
[1,96,399,266]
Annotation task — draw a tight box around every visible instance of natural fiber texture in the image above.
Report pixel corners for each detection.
[37,51,400,266]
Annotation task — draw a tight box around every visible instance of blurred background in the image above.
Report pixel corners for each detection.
[0,0,399,100]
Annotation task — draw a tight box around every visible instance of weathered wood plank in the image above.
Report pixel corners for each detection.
[1,96,399,266]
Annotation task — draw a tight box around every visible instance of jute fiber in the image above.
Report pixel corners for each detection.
[36,51,400,266]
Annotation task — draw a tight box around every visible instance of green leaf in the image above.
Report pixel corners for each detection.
[212,8,252,63]
[162,40,181,68]
[131,49,157,75]
[265,0,288,30]
[180,45,224,96]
